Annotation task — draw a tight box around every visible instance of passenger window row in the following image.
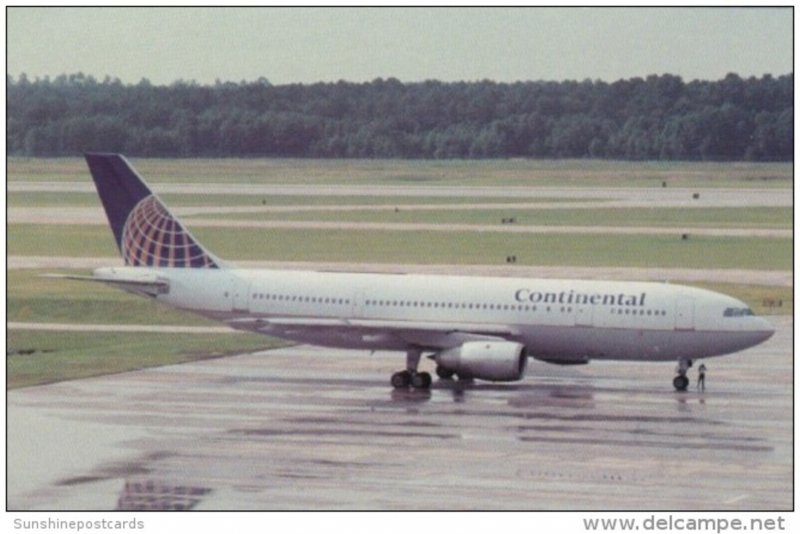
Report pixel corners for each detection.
[611,309,667,316]
[365,299,538,312]
[364,300,664,316]
[251,293,668,317]
[252,293,351,306]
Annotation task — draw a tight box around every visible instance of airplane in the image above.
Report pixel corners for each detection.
[64,153,775,392]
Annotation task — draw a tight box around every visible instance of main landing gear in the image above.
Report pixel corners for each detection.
[391,348,432,389]
[673,358,692,391]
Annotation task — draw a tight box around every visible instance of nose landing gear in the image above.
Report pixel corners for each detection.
[391,347,432,390]
[673,358,692,391]
[673,374,690,391]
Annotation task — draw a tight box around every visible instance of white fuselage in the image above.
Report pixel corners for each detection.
[97,266,775,363]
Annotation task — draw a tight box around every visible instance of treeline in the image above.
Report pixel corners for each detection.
[7,72,793,160]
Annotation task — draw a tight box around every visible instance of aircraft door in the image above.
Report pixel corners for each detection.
[351,289,365,318]
[674,297,695,331]
[231,275,251,313]
[573,304,594,327]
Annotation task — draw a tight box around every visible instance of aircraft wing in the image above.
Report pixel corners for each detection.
[226,316,519,349]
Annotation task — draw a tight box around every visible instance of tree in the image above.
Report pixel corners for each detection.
[6,72,793,160]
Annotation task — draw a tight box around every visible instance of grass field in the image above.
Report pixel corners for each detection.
[8,223,792,270]
[686,283,793,316]
[7,157,793,187]
[196,206,792,229]
[7,269,283,389]
[7,269,221,326]
[8,191,611,207]
[7,330,286,389]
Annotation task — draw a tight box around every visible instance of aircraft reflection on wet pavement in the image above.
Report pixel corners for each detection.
[117,480,212,511]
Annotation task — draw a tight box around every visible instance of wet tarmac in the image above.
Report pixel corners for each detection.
[7,316,792,511]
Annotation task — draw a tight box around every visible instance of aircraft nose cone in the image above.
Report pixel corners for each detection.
[753,317,775,343]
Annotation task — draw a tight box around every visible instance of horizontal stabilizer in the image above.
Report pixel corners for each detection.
[41,272,170,297]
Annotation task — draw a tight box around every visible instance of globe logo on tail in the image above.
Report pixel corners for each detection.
[121,195,218,268]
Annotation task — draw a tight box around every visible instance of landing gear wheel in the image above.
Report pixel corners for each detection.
[436,366,455,379]
[673,375,689,391]
[411,371,432,389]
[391,370,411,389]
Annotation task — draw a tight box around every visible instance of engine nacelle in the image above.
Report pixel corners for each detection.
[436,341,528,382]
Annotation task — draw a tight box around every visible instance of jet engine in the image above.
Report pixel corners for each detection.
[435,341,528,381]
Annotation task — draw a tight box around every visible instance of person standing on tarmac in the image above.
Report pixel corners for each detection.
[697,363,707,392]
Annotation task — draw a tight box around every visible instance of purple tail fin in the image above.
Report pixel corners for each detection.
[85,153,221,269]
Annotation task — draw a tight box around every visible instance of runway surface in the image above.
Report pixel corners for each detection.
[7,316,792,510]
[8,182,792,208]
[8,207,790,238]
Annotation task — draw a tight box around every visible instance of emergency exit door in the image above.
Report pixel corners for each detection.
[674,297,695,331]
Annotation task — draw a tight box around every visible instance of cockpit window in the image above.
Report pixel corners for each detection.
[724,307,754,317]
